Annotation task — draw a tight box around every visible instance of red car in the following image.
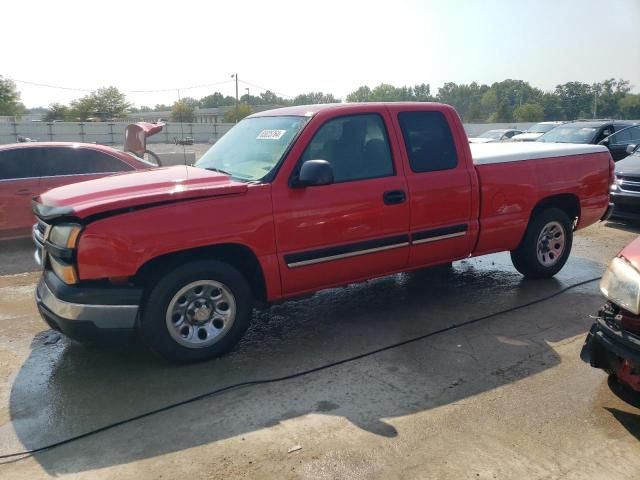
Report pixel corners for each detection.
[581,236,640,395]
[32,103,612,362]
[0,142,153,240]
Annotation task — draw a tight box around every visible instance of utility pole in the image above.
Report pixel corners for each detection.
[593,90,598,119]
[231,73,239,123]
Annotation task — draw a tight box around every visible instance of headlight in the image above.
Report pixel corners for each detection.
[48,224,82,248]
[600,256,640,315]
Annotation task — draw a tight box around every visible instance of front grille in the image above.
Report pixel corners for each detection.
[32,219,50,267]
[617,175,640,193]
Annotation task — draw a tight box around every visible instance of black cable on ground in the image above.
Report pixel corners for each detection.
[0,276,600,463]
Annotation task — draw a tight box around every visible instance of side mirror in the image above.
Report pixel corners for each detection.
[626,144,637,155]
[292,160,334,188]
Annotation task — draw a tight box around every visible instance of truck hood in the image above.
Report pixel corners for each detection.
[511,132,543,142]
[615,154,640,176]
[36,165,248,220]
[620,236,640,274]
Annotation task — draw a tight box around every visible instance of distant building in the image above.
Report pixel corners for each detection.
[0,113,46,123]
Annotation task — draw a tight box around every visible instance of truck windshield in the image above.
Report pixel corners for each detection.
[479,130,503,139]
[195,115,308,181]
[537,125,598,144]
[526,123,557,133]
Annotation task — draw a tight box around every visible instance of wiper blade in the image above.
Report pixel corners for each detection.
[204,167,232,176]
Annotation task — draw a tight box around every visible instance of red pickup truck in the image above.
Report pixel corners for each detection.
[32,103,613,362]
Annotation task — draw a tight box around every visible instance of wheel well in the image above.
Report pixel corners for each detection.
[530,194,580,227]
[135,244,267,305]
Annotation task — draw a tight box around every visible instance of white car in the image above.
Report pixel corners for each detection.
[510,122,564,142]
[468,129,523,143]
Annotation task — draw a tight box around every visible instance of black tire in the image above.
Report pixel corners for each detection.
[139,260,253,363]
[510,208,573,279]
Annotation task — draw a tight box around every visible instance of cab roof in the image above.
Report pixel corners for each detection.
[248,102,453,118]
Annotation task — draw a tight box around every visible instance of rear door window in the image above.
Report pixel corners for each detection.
[397,111,458,172]
[0,148,39,180]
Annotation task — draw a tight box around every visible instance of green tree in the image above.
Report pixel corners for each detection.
[412,83,433,102]
[346,83,433,103]
[0,76,24,117]
[90,86,130,120]
[171,99,196,122]
[437,82,490,121]
[513,103,545,122]
[554,82,593,120]
[619,94,640,119]
[346,86,372,102]
[224,104,253,123]
[539,92,565,120]
[44,103,69,121]
[292,92,338,105]
[68,95,96,121]
[258,90,286,105]
[200,92,234,107]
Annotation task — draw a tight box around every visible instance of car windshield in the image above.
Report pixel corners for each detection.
[195,115,308,181]
[537,125,598,144]
[526,123,557,134]
[479,130,503,139]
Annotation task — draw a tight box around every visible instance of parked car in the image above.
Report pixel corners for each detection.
[610,134,640,221]
[581,235,640,396]
[510,121,564,142]
[32,102,612,362]
[468,128,523,143]
[537,120,635,161]
[0,142,154,240]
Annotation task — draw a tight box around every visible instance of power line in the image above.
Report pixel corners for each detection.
[8,77,291,97]
[7,78,92,93]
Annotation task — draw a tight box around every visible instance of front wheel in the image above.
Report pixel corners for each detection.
[139,260,253,363]
[510,208,573,279]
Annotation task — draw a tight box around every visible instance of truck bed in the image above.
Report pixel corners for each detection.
[469,141,612,256]
[470,142,609,165]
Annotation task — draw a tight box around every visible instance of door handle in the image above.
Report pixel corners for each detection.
[383,190,406,205]
[16,189,34,196]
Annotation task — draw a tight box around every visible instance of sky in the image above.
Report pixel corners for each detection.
[2,0,639,108]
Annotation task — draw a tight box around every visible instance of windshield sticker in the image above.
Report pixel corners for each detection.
[257,129,286,140]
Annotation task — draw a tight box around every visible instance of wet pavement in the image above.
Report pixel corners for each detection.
[0,221,639,479]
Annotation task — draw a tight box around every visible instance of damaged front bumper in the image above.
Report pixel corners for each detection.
[581,303,640,392]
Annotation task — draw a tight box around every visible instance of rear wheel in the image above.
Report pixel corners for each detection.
[139,260,253,363]
[510,208,573,279]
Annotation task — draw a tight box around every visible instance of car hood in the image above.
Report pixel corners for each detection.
[511,132,543,142]
[620,236,640,273]
[36,165,248,220]
[615,154,640,176]
[468,137,494,143]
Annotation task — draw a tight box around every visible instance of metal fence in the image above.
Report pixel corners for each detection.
[0,122,235,145]
[0,121,558,145]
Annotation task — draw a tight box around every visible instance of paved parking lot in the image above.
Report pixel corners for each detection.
[0,221,639,479]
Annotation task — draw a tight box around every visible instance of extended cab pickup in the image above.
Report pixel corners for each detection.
[31,103,614,362]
